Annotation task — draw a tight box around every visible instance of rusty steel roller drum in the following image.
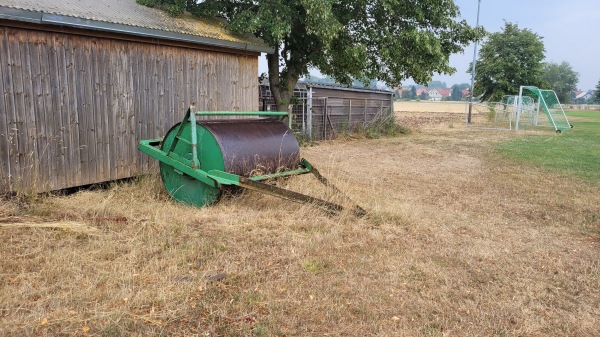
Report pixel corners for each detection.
[199,119,300,176]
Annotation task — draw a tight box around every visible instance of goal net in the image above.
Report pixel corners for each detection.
[467,87,571,132]
[467,95,536,130]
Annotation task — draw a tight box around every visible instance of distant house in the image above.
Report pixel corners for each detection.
[416,88,429,96]
[397,86,462,101]
[0,0,272,193]
[576,91,593,101]
[428,88,452,101]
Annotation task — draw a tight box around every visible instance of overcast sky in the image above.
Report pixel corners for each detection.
[437,0,600,90]
[258,0,600,90]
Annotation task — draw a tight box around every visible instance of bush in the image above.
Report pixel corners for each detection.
[347,115,411,139]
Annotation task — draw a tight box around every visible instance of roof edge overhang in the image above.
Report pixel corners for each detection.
[0,6,274,54]
[302,82,393,95]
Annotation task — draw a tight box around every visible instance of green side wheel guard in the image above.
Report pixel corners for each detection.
[159,122,222,207]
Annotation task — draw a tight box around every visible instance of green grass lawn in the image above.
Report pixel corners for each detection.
[497,111,600,181]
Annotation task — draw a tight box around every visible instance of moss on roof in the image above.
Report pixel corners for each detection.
[0,0,269,50]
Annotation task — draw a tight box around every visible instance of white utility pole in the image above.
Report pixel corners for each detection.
[467,0,482,124]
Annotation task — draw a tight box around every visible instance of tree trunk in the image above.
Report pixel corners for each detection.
[266,48,300,113]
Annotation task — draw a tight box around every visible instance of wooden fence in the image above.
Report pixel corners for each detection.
[259,85,393,140]
[307,97,393,140]
[561,104,600,111]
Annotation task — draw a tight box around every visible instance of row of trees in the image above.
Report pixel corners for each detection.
[471,22,582,104]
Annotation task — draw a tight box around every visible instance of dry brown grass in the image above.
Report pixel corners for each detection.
[1,117,599,336]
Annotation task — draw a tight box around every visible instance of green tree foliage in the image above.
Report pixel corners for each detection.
[352,79,379,89]
[427,81,447,89]
[399,86,417,100]
[455,83,471,90]
[594,80,600,103]
[137,0,482,111]
[541,62,579,103]
[470,22,545,102]
[136,0,190,16]
[304,75,336,84]
[450,85,462,101]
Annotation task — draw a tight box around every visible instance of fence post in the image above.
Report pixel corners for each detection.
[348,100,352,129]
[535,98,541,125]
[323,97,328,140]
[364,99,367,124]
[301,98,306,134]
[307,86,313,140]
[516,86,524,130]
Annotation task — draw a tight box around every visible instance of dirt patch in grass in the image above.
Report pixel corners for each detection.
[394,101,468,114]
[1,116,599,336]
[396,111,467,130]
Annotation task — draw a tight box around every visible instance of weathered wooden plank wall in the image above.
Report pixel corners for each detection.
[0,26,259,192]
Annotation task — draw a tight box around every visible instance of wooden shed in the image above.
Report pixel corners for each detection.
[0,0,272,193]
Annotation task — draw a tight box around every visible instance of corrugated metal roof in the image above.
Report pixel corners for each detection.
[0,0,272,53]
[260,78,392,95]
[300,81,393,95]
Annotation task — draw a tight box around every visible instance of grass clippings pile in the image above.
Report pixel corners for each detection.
[1,113,599,336]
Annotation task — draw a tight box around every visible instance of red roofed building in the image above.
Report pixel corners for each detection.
[428,88,452,101]
[416,88,429,96]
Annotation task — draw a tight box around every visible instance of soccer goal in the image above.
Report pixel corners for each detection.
[467,86,572,132]
[516,86,572,133]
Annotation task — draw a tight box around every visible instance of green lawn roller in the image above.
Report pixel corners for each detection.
[138,106,365,216]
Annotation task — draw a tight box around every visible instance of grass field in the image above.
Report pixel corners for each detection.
[497,111,600,181]
[1,112,599,336]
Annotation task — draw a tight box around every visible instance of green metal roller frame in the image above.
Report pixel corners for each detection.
[138,107,366,216]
